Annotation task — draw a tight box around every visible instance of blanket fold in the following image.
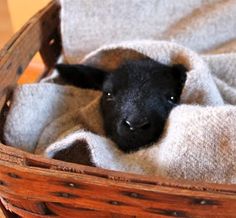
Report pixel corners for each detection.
[3,40,236,184]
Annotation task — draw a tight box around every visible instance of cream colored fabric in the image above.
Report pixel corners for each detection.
[60,0,236,61]
[3,84,99,153]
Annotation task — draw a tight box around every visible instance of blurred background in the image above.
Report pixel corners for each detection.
[0,0,50,83]
[0,0,50,46]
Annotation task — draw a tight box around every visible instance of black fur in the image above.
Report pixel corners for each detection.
[56,58,187,153]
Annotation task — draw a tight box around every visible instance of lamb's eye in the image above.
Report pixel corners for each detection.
[167,96,177,104]
[104,92,114,101]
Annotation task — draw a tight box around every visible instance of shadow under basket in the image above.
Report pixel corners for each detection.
[1,1,236,218]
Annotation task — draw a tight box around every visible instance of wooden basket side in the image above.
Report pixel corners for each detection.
[0,0,61,113]
[1,144,236,217]
[0,0,61,217]
[1,0,236,217]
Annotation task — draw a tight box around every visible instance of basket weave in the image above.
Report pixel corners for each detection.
[1,1,236,217]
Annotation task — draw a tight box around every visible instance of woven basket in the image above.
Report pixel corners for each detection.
[1,1,236,217]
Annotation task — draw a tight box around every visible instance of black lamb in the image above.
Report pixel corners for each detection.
[56,58,187,152]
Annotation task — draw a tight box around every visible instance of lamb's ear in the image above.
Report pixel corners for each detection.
[171,64,188,86]
[55,64,108,90]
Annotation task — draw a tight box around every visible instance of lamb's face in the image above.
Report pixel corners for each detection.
[56,58,187,153]
[101,60,187,152]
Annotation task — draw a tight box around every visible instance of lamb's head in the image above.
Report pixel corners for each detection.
[56,58,187,152]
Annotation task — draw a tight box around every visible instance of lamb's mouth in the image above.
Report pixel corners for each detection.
[111,134,159,153]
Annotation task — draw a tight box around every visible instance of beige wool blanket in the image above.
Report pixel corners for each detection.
[3,0,236,184]
[3,40,236,184]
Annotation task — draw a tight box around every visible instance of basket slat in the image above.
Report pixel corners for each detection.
[1,198,59,218]
[46,202,134,218]
[0,0,61,112]
[6,199,47,215]
[0,198,19,218]
[1,156,236,217]
[1,0,236,217]
[2,143,236,194]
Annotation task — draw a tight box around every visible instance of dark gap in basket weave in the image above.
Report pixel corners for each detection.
[60,181,86,189]
[7,199,56,216]
[0,180,6,186]
[107,200,129,206]
[25,158,52,169]
[38,202,57,216]
[122,191,146,200]
[7,172,21,179]
[12,201,53,216]
[0,198,20,218]
[16,66,23,75]
[83,171,109,179]
[146,207,189,218]
[52,192,79,199]
[191,198,220,206]
[130,178,157,186]
[0,90,13,145]
[52,202,95,211]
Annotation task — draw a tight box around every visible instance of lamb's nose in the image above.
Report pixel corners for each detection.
[123,118,150,131]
